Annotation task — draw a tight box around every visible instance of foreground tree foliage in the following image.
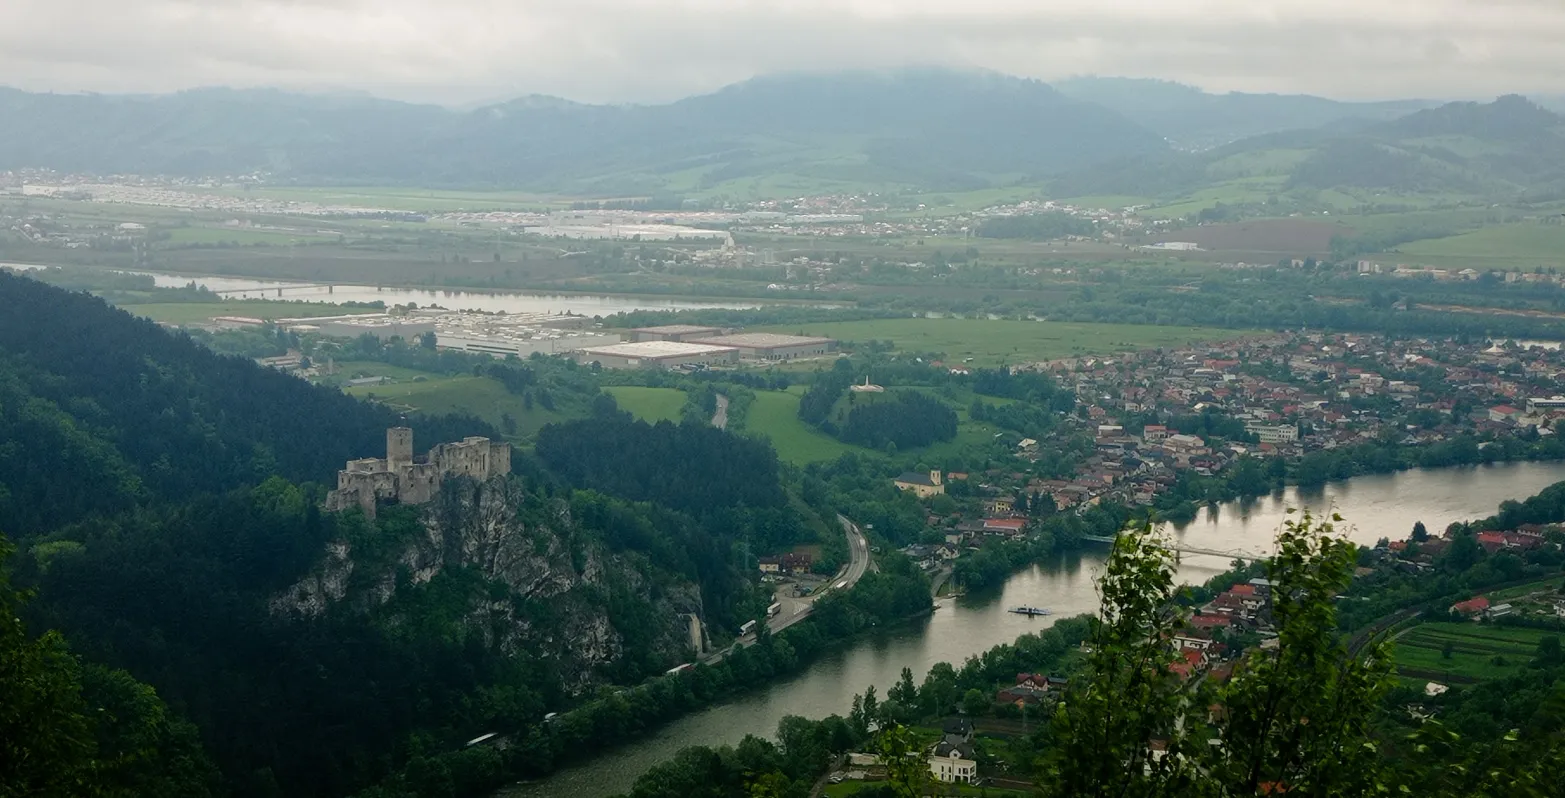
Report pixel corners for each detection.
[1040,512,1565,797]
[1,536,218,798]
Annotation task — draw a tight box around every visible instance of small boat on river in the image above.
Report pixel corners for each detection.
[1008,606,1052,617]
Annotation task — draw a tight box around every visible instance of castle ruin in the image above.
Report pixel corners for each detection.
[325,427,512,517]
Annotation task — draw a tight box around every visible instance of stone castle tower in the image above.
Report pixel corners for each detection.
[324,427,511,518]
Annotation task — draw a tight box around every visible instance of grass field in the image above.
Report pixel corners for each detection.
[605,386,688,423]
[164,227,328,246]
[755,318,1252,365]
[125,300,369,324]
[1392,621,1554,682]
[345,374,572,439]
[1395,224,1565,270]
[746,388,858,464]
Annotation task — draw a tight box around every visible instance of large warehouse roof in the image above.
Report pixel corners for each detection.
[578,340,737,360]
[629,324,722,336]
[687,333,835,349]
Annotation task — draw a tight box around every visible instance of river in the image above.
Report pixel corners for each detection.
[3,263,776,316]
[504,461,1565,798]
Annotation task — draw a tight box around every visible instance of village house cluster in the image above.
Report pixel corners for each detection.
[919,334,1565,519]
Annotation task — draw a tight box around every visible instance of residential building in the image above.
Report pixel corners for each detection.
[928,741,977,784]
[1450,596,1491,617]
[1248,424,1299,444]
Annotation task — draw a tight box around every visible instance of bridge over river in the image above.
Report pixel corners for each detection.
[1082,535,1268,561]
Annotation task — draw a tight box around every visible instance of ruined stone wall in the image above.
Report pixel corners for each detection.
[397,462,441,505]
[326,431,511,518]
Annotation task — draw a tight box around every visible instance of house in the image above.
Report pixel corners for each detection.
[928,740,977,784]
[941,718,973,745]
[758,556,783,574]
[996,673,1052,706]
[1174,632,1216,651]
[1188,613,1234,631]
[984,496,1016,514]
[1489,405,1520,423]
[1554,599,1565,619]
[894,470,945,498]
[1486,603,1515,619]
[1450,596,1490,617]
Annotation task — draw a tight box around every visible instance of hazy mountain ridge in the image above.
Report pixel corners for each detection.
[1050,95,1565,203]
[0,70,1168,192]
[1054,76,1441,150]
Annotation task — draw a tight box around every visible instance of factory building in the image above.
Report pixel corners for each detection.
[685,332,836,361]
[627,324,724,342]
[576,340,740,370]
[298,315,436,342]
[439,332,619,359]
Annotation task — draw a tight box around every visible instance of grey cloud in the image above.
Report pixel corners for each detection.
[0,0,1562,103]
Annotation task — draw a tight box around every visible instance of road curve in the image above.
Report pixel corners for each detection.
[703,515,873,662]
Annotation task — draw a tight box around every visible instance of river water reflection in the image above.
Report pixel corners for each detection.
[135,271,773,315]
[504,461,1565,798]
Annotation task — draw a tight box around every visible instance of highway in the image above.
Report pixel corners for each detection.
[702,515,872,663]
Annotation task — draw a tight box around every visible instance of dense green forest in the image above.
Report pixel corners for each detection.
[0,273,928,798]
[0,270,492,534]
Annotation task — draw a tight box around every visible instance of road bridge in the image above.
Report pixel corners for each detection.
[211,283,335,297]
[1082,535,1267,562]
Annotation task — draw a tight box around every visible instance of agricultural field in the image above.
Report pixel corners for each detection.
[1135,218,1353,255]
[756,318,1252,366]
[605,386,688,424]
[163,226,330,246]
[1394,223,1565,271]
[344,373,576,439]
[1392,621,1558,683]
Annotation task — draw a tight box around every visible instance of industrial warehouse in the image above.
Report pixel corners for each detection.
[626,325,724,342]
[575,340,741,370]
[684,332,836,360]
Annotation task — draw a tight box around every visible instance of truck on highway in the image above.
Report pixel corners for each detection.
[665,663,694,676]
[739,619,758,636]
[834,580,847,590]
[766,602,782,617]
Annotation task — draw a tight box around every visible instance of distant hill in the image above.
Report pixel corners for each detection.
[1054,76,1440,150]
[1050,95,1565,205]
[0,70,1168,193]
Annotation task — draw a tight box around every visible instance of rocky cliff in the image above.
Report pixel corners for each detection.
[274,475,702,691]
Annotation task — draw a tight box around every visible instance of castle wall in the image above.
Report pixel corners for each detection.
[398,463,441,505]
[325,430,512,518]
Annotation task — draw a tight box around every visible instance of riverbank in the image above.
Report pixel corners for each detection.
[13,260,851,308]
[498,461,1565,798]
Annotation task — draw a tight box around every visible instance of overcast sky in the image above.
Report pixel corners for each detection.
[3,0,1563,105]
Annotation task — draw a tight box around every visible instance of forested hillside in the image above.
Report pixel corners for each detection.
[0,272,820,797]
[0,270,490,534]
[1050,95,1565,203]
